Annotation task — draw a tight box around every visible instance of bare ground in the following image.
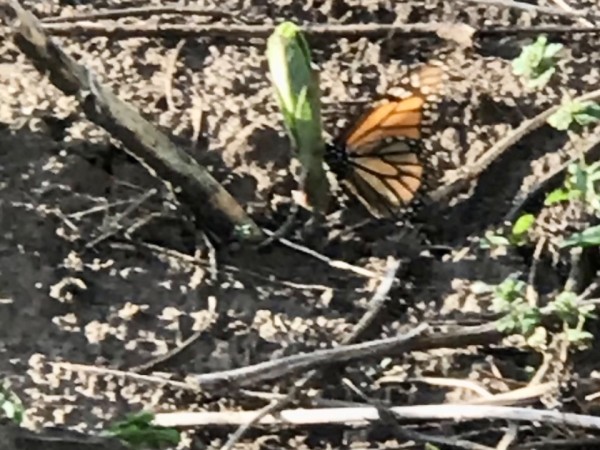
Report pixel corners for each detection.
[2,0,600,449]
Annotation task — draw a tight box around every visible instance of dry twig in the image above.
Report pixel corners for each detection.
[505,138,600,222]
[262,229,380,279]
[342,378,495,450]
[430,89,600,203]
[164,39,186,112]
[40,21,600,39]
[189,323,430,392]
[153,403,600,430]
[458,0,598,21]
[40,5,232,23]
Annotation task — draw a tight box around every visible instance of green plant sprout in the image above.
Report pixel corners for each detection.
[560,224,600,248]
[480,213,535,248]
[547,291,594,346]
[266,22,330,214]
[490,276,541,335]
[546,160,600,210]
[541,160,600,249]
[0,383,23,424]
[547,98,600,131]
[512,35,563,89]
[103,411,180,449]
[481,275,595,348]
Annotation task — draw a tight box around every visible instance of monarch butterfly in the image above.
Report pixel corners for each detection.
[324,63,446,219]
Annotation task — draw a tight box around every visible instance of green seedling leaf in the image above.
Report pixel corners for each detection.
[546,291,594,324]
[544,187,571,205]
[0,384,24,424]
[548,100,600,131]
[547,104,574,131]
[574,102,600,127]
[526,68,555,90]
[543,42,564,59]
[105,411,180,449]
[495,301,541,335]
[566,328,593,344]
[491,275,541,336]
[494,276,527,305]
[512,36,563,89]
[561,224,600,248]
[480,231,511,248]
[512,213,535,237]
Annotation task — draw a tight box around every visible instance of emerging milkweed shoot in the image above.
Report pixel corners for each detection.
[266,22,330,214]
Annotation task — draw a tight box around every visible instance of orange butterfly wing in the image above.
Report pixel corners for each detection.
[343,142,424,217]
[338,63,445,218]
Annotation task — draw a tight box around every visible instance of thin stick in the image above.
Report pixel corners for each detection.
[457,0,598,21]
[402,376,494,398]
[429,89,600,203]
[40,5,232,23]
[342,378,496,450]
[136,241,332,291]
[153,403,600,430]
[551,0,594,26]
[505,138,600,222]
[40,22,600,39]
[85,188,157,249]
[190,88,205,152]
[348,257,402,337]
[495,422,518,450]
[516,437,600,449]
[526,237,546,306]
[188,323,430,391]
[164,39,186,111]
[262,229,380,279]
[50,362,196,391]
[257,203,299,248]
[459,382,555,406]
[129,296,217,373]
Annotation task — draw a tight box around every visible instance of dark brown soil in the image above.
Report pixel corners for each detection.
[3,1,600,449]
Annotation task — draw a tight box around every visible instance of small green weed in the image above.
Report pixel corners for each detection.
[547,98,600,131]
[0,383,24,424]
[104,411,180,449]
[512,36,563,89]
[481,214,535,249]
[482,276,595,348]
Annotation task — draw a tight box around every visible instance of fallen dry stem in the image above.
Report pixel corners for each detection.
[40,5,232,23]
[153,403,600,430]
[50,362,196,391]
[458,0,600,21]
[7,0,263,243]
[189,323,430,391]
[188,321,504,391]
[342,378,496,450]
[40,22,600,40]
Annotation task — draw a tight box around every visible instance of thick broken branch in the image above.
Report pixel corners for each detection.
[7,0,264,243]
